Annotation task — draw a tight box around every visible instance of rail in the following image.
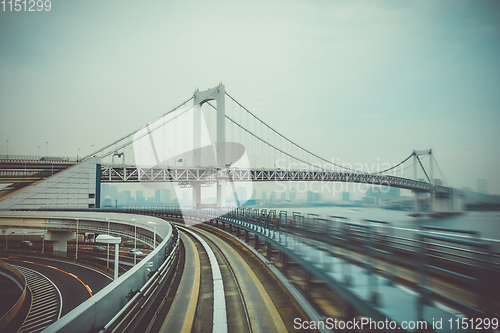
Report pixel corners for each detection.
[100,227,180,333]
[0,154,76,163]
[179,226,228,333]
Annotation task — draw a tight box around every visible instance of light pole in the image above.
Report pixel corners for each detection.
[46,142,48,159]
[75,218,79,259]
[96,235,121,280]
[6,140,9,158]
[42,234,45,254]
[148,222,157,249]
[38,146,40,159]
[106,218,110,268]
[132,218,137,265]
[77,148,81,162]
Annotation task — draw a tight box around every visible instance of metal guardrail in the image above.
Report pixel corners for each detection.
[181,208,497,316]
[101,227,180,333]
[0,155,75,163]
[418,226,493,319]
[0,260,27,331]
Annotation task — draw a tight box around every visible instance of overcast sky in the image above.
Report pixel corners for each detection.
[1,0,499,195]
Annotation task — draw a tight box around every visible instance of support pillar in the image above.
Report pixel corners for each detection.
[45,231,76,257]
[266,241,272,260]
[413,152,419,214]
[281,251,288,271]
[193,183,201,209]
[429,149,435,212]
[114,243,119,280]
[414,191,419,214]
[244,230,249,243]
[217,180,226,208]
[255,235,259,250]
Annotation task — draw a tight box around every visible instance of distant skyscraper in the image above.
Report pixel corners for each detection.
[136,190,145,203]
[262,191,267,203]
[307,191,321,203]
[162,189,171,204]
[236,187,247,205]
[123,190,131,205]
[109,186,118,202]
[155,190,161,203]
[289,188,296,202]
[280,191,286,200]
[270,191,276,202]
[101,184,109,205]
[342,192,350,202]
[101,184,109,199]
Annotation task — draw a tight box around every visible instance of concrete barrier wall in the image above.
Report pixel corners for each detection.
[0,211,173,333]
[41,216,174,333]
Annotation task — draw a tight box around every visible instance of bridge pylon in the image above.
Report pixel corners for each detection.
[193,83,226,208]
[412,149,434,213]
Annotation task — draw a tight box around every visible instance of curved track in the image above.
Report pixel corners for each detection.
[156,223,306,333]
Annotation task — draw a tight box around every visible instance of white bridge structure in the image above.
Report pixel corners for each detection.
[0,84,461,213]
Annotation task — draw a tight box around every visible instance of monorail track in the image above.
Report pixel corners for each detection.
[157,224,307,333]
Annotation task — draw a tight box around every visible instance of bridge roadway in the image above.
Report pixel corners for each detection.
[100,165,453,194]
[0,159,453,194]
[2,256,112,316]
[0,255,112,333]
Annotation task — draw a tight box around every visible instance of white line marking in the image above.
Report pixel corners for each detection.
[15,265,63,320]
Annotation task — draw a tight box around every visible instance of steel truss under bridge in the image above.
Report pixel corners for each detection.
[100,165,452,194]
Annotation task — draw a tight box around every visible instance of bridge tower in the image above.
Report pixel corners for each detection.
[413,149,434,213]
[193,83,226,208]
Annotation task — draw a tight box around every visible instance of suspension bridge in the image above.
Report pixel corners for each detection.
[0,85,494,333]
[0,83,460,214]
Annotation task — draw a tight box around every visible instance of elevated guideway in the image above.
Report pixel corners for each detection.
[162,208,496,332]
[0,210,177,332]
